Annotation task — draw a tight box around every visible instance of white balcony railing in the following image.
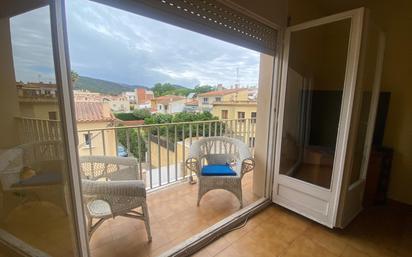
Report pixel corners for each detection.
[17,117,257,190]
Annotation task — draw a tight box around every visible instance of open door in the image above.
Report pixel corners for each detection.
[273,8,366,227]
[336,14,386,228]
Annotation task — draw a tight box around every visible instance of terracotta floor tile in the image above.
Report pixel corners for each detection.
[303,224,348,255]
[202,237,231,256]
[280,236,338,257]
[341,245,371,257]
[5,172,409,257]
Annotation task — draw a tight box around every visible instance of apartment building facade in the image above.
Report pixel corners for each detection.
[197,88,249,112]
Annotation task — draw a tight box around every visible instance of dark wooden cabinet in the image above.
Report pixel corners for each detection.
[363,147,393,207]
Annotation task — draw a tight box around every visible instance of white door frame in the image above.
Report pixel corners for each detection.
[272,8,365,227]
[50,0,89,256]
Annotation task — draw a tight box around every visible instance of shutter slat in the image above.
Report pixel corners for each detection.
[94,0,277,55]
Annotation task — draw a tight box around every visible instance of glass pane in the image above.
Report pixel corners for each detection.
[0,4,79,257]
[279,19,351,189]
[349,25,381,185]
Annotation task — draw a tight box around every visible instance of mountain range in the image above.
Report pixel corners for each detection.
[73,76,212,97]
[73,76,148,95]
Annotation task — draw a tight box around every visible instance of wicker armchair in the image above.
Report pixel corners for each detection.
[186,137,255,208]
[79,156,151,241]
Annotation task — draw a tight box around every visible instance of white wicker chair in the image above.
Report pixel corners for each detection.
[79,156,151,241]
[186,137,255,208]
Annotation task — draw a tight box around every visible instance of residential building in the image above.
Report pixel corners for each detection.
[248,87,258,101]
[75,101,117,156]
[135,88,154,105]
[73,90,101,102]
[123,91,136,104]
[150,95,186,114]
[101,95,130,113]
[213,100,257,144]
[212,100,257,121]
[134,88,154,109]
[197,88,249,112]
[184,98,199,112]
[16,82,60,120]
[73,90,130,112]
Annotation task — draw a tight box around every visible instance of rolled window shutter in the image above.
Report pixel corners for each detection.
[96,0,277,55]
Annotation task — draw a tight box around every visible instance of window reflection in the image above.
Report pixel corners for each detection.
[0,5,78,257]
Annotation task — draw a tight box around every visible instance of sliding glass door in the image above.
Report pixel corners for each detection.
[0,1,85,256]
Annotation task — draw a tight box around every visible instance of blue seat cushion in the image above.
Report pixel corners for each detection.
[201,164,236,176]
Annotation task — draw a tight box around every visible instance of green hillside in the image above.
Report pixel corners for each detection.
[73,76,147,94]
[73,76,215,96]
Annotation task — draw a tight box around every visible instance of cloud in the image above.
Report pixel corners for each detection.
[11,0,260,88]
[10,6,56,83]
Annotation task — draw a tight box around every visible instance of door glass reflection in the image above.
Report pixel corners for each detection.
[279,19,351,189]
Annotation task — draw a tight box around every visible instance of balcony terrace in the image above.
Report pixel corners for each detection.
[14,117,261,257]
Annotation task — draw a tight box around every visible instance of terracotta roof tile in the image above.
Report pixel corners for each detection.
[185,99,199,106]
[152,95,185,104]
[75,102,115,122]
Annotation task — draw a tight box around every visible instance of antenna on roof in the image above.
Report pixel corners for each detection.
[235,67,239,89]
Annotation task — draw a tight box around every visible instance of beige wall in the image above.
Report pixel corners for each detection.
[0,18,20,148]
[288,0,412,204]
[198,90,250,111]
[253,53,276,197]
[18,101,60,120]
[76,122,117,156]
[149,141,188,168]
[212,103,257,120]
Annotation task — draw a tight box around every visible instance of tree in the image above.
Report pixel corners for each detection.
[152,83,193,97]
[117,126,147,161]
[193,85,215,94]
[114,113,136,121]
[71,70,79,85]
[133,109,151,120]
[144,111,221,143]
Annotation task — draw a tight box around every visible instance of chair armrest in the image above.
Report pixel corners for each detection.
[186,157,200,175]
[241,158,255,177]
[82,179,146,198]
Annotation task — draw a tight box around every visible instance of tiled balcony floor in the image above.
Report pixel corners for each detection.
[89,172,259,257]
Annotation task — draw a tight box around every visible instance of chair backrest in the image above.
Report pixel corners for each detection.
[0,148,23,191]
[195,137,250,165]
[79,155,140,181]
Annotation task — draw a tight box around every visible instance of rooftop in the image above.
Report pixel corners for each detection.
[75,102,115,123]
[152,95,186,104]
[185,99,199,106]
[198,88,247,97]
[213,100,257,106]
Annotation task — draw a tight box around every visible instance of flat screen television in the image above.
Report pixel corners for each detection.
[306,90,390,148]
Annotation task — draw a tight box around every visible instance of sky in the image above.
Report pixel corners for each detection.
[10,0,260,88]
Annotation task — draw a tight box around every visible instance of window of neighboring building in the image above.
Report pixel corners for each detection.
[215,97,221,102]
[238,111,245,119]
[203,97,209,104]
[164,105,168,111]
[84,133,92,147]
[159,105,162,110]
[221,110,228,119]
[251,112,257,123]
[48,111,57,120]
